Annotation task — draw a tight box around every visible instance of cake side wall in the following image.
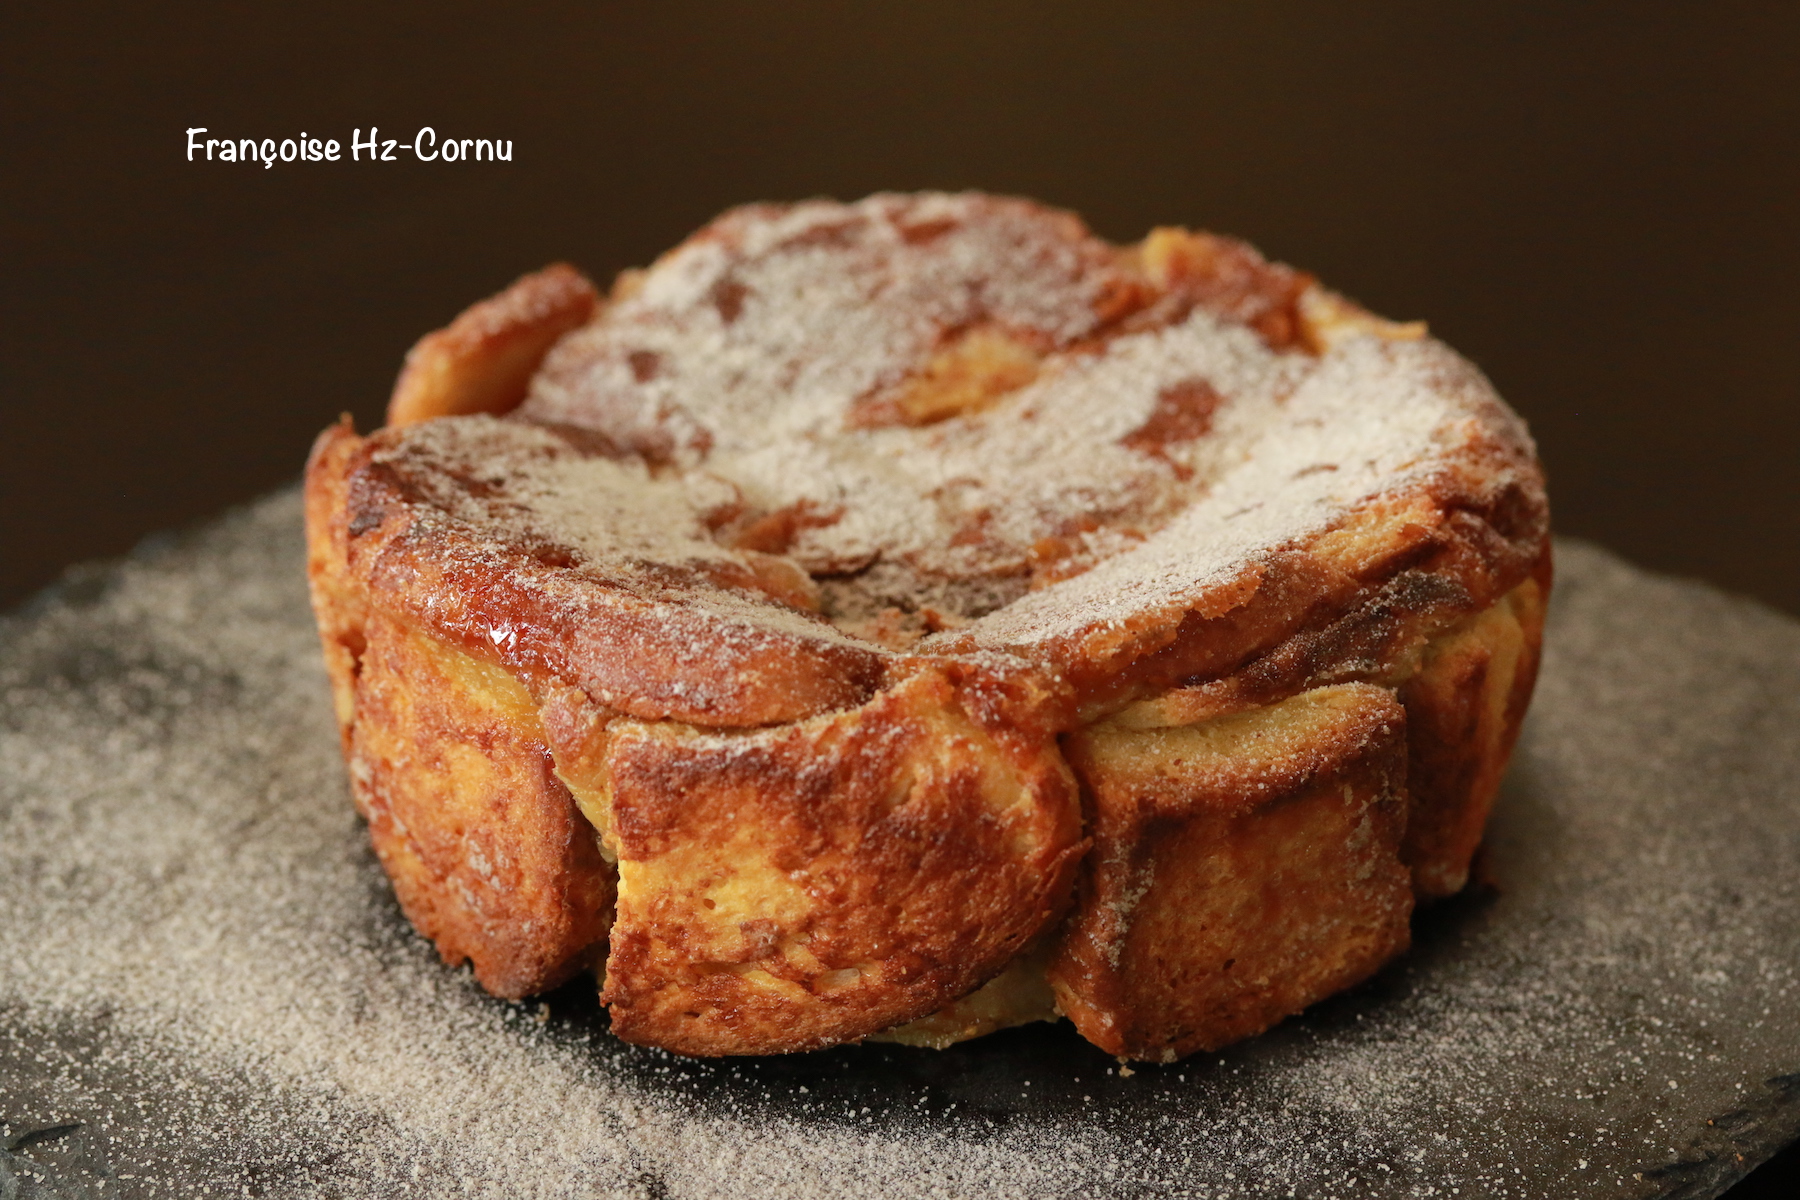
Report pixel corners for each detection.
[304,421,616,999]
[1049,683,1415,1062]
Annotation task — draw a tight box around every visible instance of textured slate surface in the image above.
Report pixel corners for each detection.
[1,490,1796,1198]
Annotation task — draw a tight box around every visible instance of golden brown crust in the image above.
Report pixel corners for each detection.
[347,612,615,998]
[1137,226,1316,352]
[325,197,1551,736]
[303,419,369,753]
[387,263,600,427]
[883,570,1545,1051]
[940,422,1549,722]
[300,193,1553,1059]
[546,661,1083,1055]
[1049,684,1414,1061]
[330,420,885,728]
[1400,564,1550,897]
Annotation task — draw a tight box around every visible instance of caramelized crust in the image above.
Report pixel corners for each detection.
[387,263,600,427]
[348,612,615,997]
[938,405,1548,719]
[1401,569,1549,896]
[302,192,1553,1059]
[329,418,884,728]
[1051,684,1413,1061]
[545,661,1082,1055]
[304,419,370,752]
[874,576,1545,1055]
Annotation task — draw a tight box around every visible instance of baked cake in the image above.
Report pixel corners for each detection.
[305,193,1549,1061]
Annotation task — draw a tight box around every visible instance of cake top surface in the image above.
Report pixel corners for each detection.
[361,192,1541,686]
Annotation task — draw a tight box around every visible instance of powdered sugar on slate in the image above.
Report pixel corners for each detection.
[4,502,1797,1197]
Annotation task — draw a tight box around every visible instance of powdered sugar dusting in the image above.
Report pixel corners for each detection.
[527,194,1117,460]
[365,417,873,656]
[958,335,1523,651]
[496,194,1532,650]
[4,505,1796,1197]
[373,418,736,570]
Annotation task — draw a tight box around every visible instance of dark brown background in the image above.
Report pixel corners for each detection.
[3,2,1796,1191]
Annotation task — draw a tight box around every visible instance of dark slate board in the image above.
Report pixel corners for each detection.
[1,490,1796,1199]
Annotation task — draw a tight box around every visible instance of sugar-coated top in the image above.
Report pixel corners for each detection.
[374,192,1539,671]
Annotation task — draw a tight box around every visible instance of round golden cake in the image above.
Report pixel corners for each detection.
[304,193,1550,1061]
